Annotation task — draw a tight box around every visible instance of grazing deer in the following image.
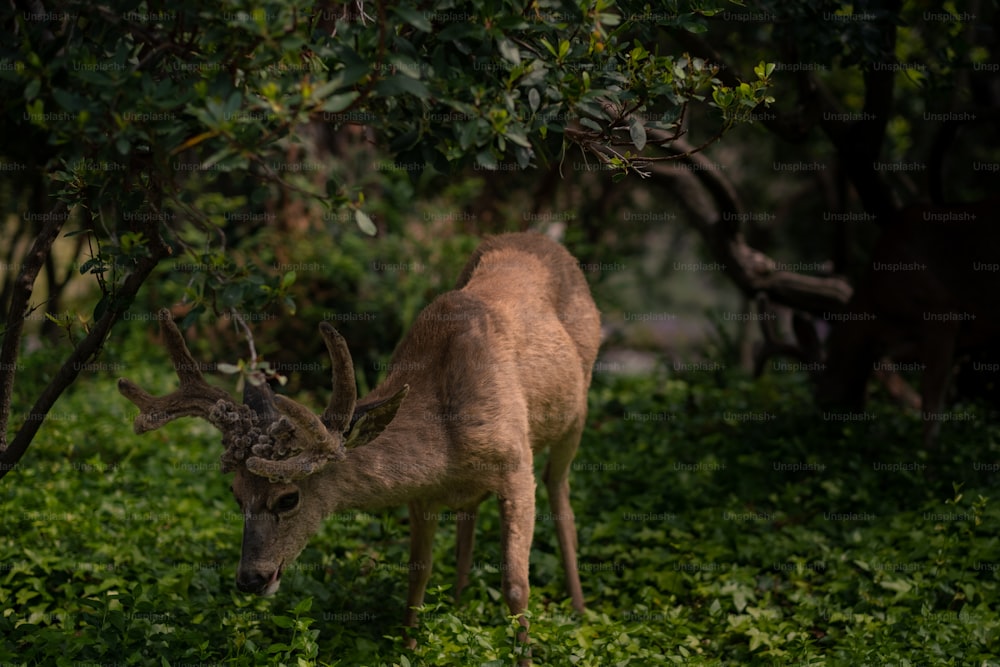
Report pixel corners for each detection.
[818,201,1000,445]
[118,232,601,659]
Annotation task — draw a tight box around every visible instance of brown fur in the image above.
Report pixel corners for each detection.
[121,232,601,660]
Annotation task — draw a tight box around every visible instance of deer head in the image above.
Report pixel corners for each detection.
[118,309,408,595]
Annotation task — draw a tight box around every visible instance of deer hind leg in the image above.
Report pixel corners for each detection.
[454,493,489,604]
[403,500,439,643]
[543,424,586,613]
[498,469,536,663]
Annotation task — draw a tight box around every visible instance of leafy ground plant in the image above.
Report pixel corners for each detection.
[2,342,999,665]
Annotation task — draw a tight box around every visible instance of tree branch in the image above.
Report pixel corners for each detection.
[0,226,171,480]
[645,137,853,314]
[0,201,67,460]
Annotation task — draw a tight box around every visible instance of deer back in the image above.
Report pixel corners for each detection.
[361,232,601,462]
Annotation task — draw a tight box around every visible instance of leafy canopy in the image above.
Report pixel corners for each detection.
[7,0,772,223]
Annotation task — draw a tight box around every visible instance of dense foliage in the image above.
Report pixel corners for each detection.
[2,332,998,664]
[4,0,770,255]
[1,0,775,474]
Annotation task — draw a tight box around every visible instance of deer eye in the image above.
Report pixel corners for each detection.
[273,492,300,514]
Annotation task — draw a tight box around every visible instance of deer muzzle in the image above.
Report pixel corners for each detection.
[236,559,284,596]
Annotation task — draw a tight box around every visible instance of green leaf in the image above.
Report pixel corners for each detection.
[497,37,521,66]
[712,88,734,108]
[513,145,532,169]
[79,258,104,275]
[293,597,313,615]
[24,99,44,128]
[115,135,130,155]
[320,92,360,113]
[879,579,913,595]
[391,5,432,32]
[223,91,243,116]
[754,61,777,79]
[52,88,85,112]
[24,77,41,101]
[505,127,531,149]
[374,75,430,99]
[457,120,481,151]
[678,15,708,33]
[271,614,294,628]
[732,588,749,612]
[475,150,498,170]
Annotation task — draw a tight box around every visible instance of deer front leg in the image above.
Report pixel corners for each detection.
[498,471,535,665]
[403,501,438,645]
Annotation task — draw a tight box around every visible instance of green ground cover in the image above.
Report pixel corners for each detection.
[2,348,999,666]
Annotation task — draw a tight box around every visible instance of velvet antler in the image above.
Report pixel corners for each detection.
[118,309,237,432]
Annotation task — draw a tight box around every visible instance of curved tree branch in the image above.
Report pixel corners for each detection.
[628,135,854,314]
[0,202,68,461]
[0,225,171,480]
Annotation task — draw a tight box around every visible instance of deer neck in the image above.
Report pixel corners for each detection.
[316,415,446,515]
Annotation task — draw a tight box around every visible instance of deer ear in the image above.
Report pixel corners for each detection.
[344,384,409,449]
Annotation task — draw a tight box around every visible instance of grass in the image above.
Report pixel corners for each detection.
[2,347,1000,666]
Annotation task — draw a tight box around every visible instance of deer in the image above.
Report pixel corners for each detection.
[118,232,601,661]
[814,200,1000,445]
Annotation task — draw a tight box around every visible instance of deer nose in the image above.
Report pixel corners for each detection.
[236,570,270,594]
[236,561,284,595]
